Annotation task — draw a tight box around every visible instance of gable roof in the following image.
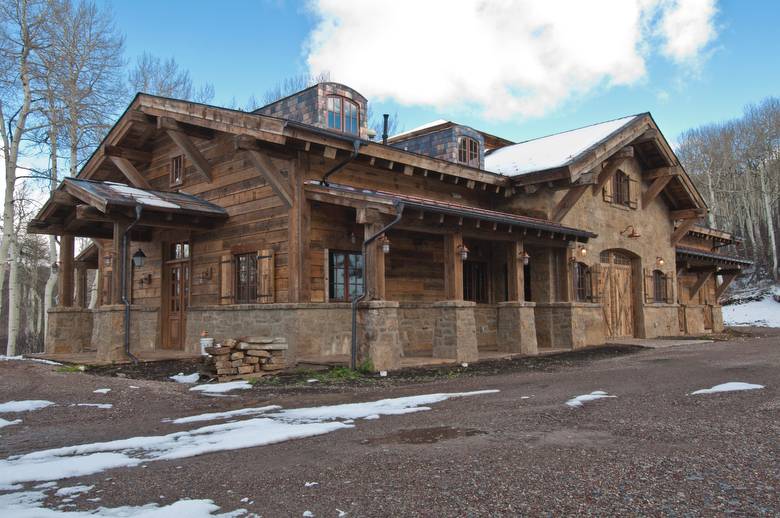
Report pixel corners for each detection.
[484,114,640,177]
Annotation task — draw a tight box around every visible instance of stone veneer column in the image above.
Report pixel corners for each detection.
[358,300,402,371]
[432,300,478,362]
[497,301,538,355]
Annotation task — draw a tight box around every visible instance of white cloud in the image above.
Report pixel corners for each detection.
[305,0,719,119]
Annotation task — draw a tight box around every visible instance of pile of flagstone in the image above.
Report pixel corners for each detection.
[204,337,287,381]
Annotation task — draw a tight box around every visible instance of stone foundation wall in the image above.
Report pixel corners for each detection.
[680,305,706,335]
[185,303,352,361]
[358,301,401,371]
[535,302,604,349]
[474,305,498,350]
[432,301,479,362]
[711,304,724,333]
[45,308,94,354]
[397,303,438,355]
[497,302,537,355]
[92,306,159,362]
[642,304,680,338]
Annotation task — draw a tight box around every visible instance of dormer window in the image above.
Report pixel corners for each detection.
[327,95,359,135]
[458,137,479,167]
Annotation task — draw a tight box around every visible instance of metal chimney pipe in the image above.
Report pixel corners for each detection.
[382,114,389,145]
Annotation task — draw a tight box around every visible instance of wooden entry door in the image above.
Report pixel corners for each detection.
[599,251,635,338]
[163,242,190,349]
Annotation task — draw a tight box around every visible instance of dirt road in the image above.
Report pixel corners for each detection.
[0,328,778,516]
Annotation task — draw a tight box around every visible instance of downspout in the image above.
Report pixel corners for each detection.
[322,139,364,186]
[122,205,143,364]
[350,201,405,370]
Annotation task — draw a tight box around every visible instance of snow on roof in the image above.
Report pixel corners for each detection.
[484,115,640,177]
[387,119,450,141]
[105,182,181,209]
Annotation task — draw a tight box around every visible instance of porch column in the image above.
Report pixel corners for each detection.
[506,240,525,302]
[360,208,387,300]
[74,263,88,308]
[58,234,75,307]
[443,232,464,300]
[111,222,128,305]
[287,160,311,303]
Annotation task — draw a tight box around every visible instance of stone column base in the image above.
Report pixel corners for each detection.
[432,300,478,363]
[497,301,537,355]
[358,300,402,372]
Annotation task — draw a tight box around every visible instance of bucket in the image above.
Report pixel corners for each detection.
[199,337,214,356]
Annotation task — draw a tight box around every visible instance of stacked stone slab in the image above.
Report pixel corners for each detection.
[204,336,288,381]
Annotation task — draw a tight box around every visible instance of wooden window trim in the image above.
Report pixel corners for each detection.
[170,155,184,187]
[652,269,668,303]
[234,252,258,304]
[328,249,363,302]
[573,261,593,302]
[463,260,489,304]
[458,137,480,167]
[326,95,360,135]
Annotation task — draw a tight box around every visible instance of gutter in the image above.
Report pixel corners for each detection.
[121,205,143,364]
[322,139,364,185]
[350,201,405,370]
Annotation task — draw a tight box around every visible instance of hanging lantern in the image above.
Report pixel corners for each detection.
[521,251,530,265]
[457,244,469,261]
[132,248,146,268]
[380,235,390,254]
[579,246,588,257]
[657,256,665,267]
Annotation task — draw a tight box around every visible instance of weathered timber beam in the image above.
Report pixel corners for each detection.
[51,190,79,205]
[108,156,152,190]
[644,166,682,180]
[642,175,673,208]
[552,184,589,223]
[715,273,738,300]
[671,218,699,246]
[158,116,213,182]
[689,270,714,299]
[244,148,293,208]
[670,208,707,220]
[592,147,634,194]
[103,144,152,163]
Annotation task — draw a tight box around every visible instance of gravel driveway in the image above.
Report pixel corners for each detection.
[0,328,777,516]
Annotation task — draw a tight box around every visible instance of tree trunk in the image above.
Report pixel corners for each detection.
[759,164,779,280]
[6,237,20,356]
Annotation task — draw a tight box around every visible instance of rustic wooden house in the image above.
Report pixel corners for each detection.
[29,82,750,370]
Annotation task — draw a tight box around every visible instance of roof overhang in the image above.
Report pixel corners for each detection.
[676,246,752,274]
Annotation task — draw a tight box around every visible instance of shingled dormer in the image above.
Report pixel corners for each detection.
[255,82,369,140]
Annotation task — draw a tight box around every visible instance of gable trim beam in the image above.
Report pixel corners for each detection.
[237,137,293,208]
[107,156,152,190]
[592,146,634,195]
[671,218,700,246]
[158,116,213,182]
[642,175,673,209]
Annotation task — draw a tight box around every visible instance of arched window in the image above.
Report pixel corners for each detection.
[327,95,359,135]
[613,171,631,207]
[573,262,592,302]
[653,269,667,303]
[458,137,480,167]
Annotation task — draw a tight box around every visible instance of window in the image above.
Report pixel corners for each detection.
[329,250,363,301]
[653,269,667,303]
[169,241,190,260]
[235,253,258,303]
[464,261,489,303]
[170,155,184,186]
[327,96,360,135]
[612,171,630,206]
[573,262,592,302]
[458,137,480,167]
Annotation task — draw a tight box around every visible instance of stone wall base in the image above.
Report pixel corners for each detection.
[681,305,706,335]
[497,302,537,355]
[92,306,159,362]
[535,303,604,350]
[642,304,680,338]
[432,300,478,363]
[45,308,94,354]
[358,300,401,371]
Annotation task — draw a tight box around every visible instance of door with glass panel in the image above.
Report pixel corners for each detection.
[163,241,190,349]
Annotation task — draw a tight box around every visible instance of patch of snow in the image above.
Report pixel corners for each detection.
[0,391,498,486]
[170,372,200,384]
[75,404,112,410]
[108,184,181,210]
[54,485,93,497]
[303,511,314,517]
[92,389,111,395]
[304,482,319,487]
[565,390,616,408]
[306,379,318,384]
[190,381,252,394]
[34,482,58,489]
[388,119,449,141]
[363,414,380,420]
[167,406,281,425]
[485,115,638,177]
[691,382,765,395]
[0,400,55,413]
[723,292,780,327]
[0,490,246,517]
[0,355,62,365]
[0,417,22,429]
[129,386,140,389]
[337,509,347,517]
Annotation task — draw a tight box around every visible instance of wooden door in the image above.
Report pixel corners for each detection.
[600,252,635,338]
[164,262,189,349]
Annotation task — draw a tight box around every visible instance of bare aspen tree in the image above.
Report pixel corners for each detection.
[128,51,214,102]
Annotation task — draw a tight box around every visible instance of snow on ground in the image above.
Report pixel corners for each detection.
[0,400,55,413]
[0,355,62,366]
[0,490,246,517]
[189,381,252,394]
[170,373,200,384]
[54,485,93,497]
[691,382,765,395]
[167,405,281,425]
[723,291,780,327]
[0,390,498,487]
[565,391,616,408]
[0,418,21,429]
[92,389,111,395]
[74,404,112,410]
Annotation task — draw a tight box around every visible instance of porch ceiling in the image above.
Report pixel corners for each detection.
[305,180,597,242]
[676,246,752,273]
[27,178,228,240]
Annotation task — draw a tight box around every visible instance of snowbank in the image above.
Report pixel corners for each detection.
[189,381,252,394]
[723,288,780,327]
[691,382,764,395]
[0,400,54,413]
[565,390,616,408]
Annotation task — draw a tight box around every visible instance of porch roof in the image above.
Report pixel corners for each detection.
[28,178,228,240]
[306,181,597,241]
[676,246,753,268]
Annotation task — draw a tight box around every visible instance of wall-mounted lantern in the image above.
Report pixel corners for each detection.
[521,250,530,266]
[132,249,146,268]
[579,246,588,258]
[457,244,470,261]
[379,235,391,254]
[103,254,112,267]
[656,256,665,267]
[620,225,641,238]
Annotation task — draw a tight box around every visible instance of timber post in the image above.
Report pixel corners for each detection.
[58,234,75,307]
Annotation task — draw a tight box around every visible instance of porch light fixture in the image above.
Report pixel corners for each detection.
[131,248,146,268]
[656,256,665,267]
[620,225,641,238]
[379,235,391,254]
[579,245,588,257]
[521,251,530,265]
[457,244,470,261]
[103,254,112,267]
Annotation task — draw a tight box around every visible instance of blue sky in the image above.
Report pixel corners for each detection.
[106,0,779,145]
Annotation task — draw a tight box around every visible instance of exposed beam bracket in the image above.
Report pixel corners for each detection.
[158,116,213,182]
[107,156,152,190]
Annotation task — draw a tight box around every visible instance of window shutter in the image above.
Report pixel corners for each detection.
[590,264,603,303]
[665,272,674,304]
[323,248,330,303]
[628,177,639,209]
[643,267,654,304]
[257,249,275,303]
[219,254,234,305]
[602,180,613,203]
